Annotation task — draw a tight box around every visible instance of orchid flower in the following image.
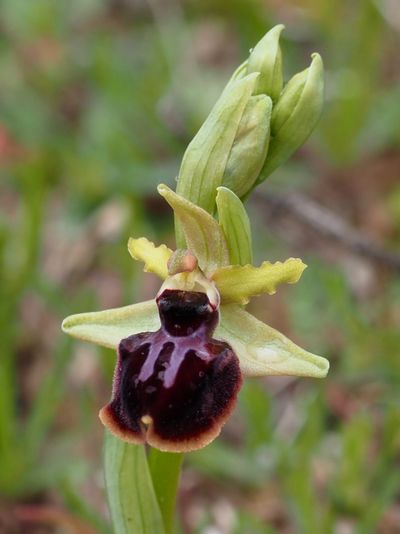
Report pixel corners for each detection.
[62,184,329,453]
[61,25,328,534]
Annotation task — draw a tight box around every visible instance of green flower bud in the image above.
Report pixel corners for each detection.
[222,94,272,199]
[246,24,284,101]
[228,60,248,83]
[257,53,324,183]
[176,73,258,216]
[175,30,324,223]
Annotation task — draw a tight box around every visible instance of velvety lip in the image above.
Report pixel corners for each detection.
[100,290,242,452]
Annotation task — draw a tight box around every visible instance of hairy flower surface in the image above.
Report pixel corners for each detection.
[100,289,241,452]
[63,185,329,452]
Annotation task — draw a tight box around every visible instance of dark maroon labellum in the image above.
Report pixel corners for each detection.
[100,289,242,452]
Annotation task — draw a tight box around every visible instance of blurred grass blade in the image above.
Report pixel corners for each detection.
[216,187,253,266]
[104,433,165,534]
[158,184,229,274]
[59,479,111,534]
[0,349,19,494]
[24,337,72,457]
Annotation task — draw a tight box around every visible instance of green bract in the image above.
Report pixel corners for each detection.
[63,186,329,380]
[216,186,253,266]
[258,53,324,182]
[158,184,229,275]
[221,94,272,198]
[175,72,258,245]
[246,24,284,100]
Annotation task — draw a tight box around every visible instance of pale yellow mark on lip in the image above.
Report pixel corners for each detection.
[141,415,153,426]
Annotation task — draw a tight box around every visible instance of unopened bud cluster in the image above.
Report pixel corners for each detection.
[176,25,324,224]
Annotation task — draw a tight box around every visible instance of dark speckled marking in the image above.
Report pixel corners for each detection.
[101,290,242,450]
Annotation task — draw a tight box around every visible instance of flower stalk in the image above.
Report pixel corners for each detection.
[148,450,184,534]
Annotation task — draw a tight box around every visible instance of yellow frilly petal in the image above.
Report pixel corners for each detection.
[212,258,306,305]
[128,237,173,279]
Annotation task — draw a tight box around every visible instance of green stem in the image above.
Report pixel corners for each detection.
[148,449,184,534]
[104,433,164,534]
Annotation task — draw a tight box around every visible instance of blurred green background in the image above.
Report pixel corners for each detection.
[1,0,399,532]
